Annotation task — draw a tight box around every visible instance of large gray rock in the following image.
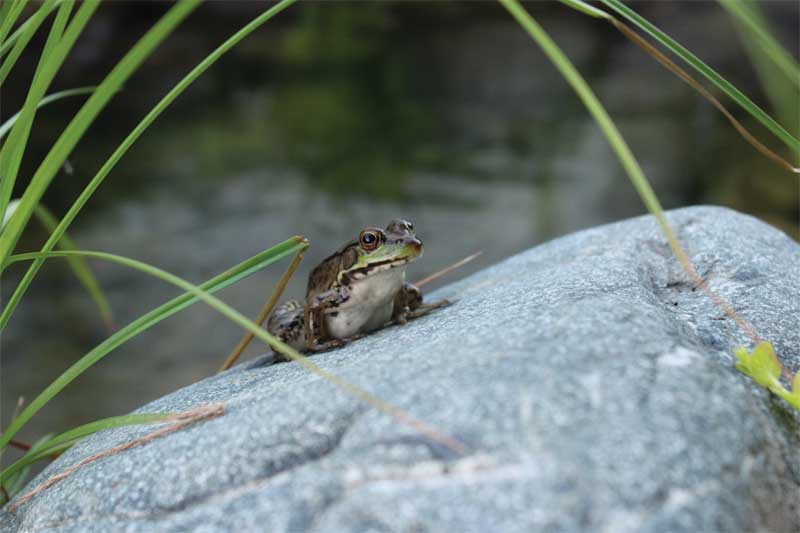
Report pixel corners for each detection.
[3,206,799,532]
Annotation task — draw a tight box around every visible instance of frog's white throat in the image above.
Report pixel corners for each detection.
[325,267,406,339]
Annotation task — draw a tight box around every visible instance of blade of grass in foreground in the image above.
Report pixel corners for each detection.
[720,0,800,140]
[0,0,298,331]
[0,86,96,140]
[0,0,59,86]
[0,0,200,266]
[2,248,467,455]
[2,199,113,330]
[0,0,66,58]
[499,0,692,274]
[557,0,798,174]
[501,0,790,386]
[0,236,308,451]
[718,0,800,90]
[0,0,83,238]
[1,412,176,485]
[0,1,13,40]
[33,203,114,329]
[0,0,29,47]
[597,0,800,153]
[3,435,51,499]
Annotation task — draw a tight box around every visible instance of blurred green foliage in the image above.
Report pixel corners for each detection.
[270,3,436,199]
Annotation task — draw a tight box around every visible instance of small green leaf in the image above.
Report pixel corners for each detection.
[735,341,781,388]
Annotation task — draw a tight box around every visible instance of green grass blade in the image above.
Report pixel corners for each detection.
[1,413,174,485]
[2,245,466,457]
[498,0,694,274]
[720,0,799,140]
[0,0,298,331]
[2,434,52,498]
[0,1,12,35]
[718,0,800,89]
[32,203,114,329]
[557,0,610,20]
[0,237,308,450]
[0,86,96,140]
[0,0,29,47]
[0,0,67,58]
[0,0,58,86]
[597,0,799,153]
[3,195,112,330]
[0,0,80,239]
[0,0,200,265]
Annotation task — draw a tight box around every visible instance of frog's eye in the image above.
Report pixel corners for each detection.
[359,229,383,251]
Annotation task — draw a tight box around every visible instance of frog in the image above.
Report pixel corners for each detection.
[266,219,448,358]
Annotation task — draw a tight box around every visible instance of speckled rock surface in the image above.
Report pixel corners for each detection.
[3,206,799,533]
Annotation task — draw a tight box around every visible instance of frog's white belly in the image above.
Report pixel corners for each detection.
[325,268,405,339]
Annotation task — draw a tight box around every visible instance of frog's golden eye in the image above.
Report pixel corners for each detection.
[359,229,383,251]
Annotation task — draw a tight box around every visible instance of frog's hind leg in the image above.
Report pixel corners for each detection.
[267,300,307,359]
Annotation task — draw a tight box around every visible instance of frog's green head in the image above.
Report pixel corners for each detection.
[341,219,422,282]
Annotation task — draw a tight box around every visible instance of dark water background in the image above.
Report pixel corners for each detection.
[2,1,798,460]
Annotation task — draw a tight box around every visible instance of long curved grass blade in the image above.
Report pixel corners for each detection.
[219,247,305,372]
[0,0,29,48]
[0,0,58,86]
[0,0,80,240]
[558,0,610,19]
[0,1,12,36]
[0,0,298,331]
[0,0,68,58]
[721,0,799,139]
[1,412,176,485]
[8,404,223,510]
[499,0,690,273]
[500,0,788,384]
[557,0,798,173]
[2,247,466,456]
[0,86,96,140]
[608,18,798,174]
[0,0,199,266]
[597,0,799,153]
[0,236,308,450]
[2,434,52,500]
[2,199,113,329]
[33,203,113,329]
[718,0,800,89]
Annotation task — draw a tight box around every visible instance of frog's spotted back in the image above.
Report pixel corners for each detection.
[306,243,357,298]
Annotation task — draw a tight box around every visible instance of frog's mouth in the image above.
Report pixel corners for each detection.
[348,256,414,281]
[347,241,422,281]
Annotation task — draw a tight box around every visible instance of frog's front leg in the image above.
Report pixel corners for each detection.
[393,282,451,324]
[304,287,361,352]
